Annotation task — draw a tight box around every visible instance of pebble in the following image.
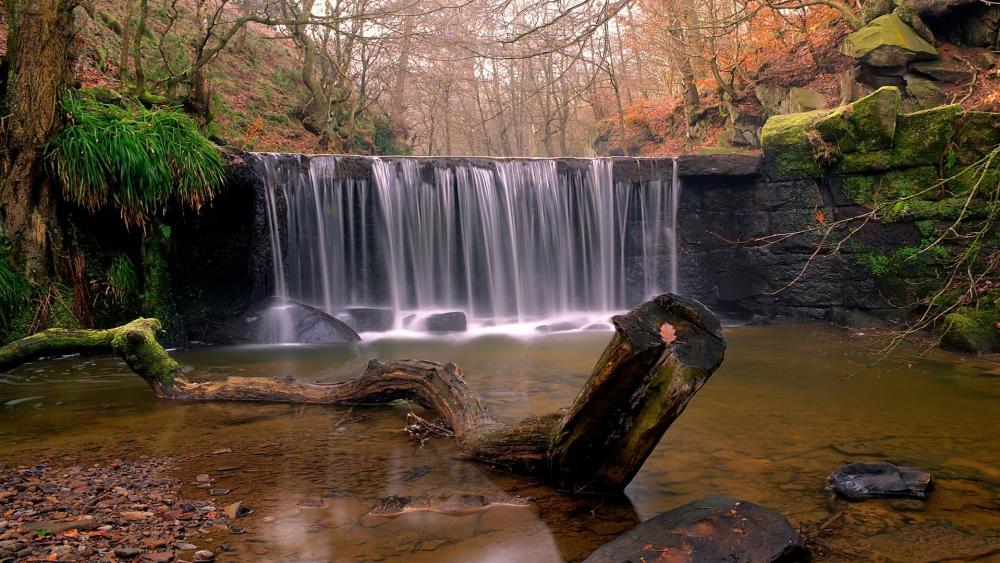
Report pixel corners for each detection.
[1,459,237,563]
[196,474,211,483]
[209,488,230,496]
[193,549,216,562]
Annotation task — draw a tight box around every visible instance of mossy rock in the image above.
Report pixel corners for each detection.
[862,0,895,24]
[815,87,900,153]
[760,109,832,181]
[951,111,1000,165]
[837,166,940,205]
[833,104,960,174]
[940,308,1000,354]
[785,87,828,113]
[904,79,946,111]
[840,13,938,68]
[881,196,982,222]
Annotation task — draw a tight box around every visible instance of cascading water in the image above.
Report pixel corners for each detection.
[259,154,681,335]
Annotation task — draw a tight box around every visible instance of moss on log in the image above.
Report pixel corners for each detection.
[0,294,726,493]
[0,318,180,392]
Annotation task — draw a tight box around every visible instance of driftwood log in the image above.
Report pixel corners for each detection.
[0,294,726,493]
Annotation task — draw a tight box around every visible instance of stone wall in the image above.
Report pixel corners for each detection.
[674,154,917,324]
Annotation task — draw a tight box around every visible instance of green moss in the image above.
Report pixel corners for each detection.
[760,109,832,180]
[837,166,940,206]
[840,13,938,66]
[940,307,1000,354]
[110,318,181,384]
[833,104,959,174]
[952,112,1000,165]
[882,196,981,222]
[141,228,178,343]
[848,86,900,151]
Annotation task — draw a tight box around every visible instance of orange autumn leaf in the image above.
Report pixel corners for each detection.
[62,529,80,538]
[660,323,677,344]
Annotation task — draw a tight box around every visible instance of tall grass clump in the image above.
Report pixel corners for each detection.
[0,238,32,337]
[47,91,226,227]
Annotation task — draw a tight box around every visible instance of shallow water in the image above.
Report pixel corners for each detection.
[2,325,1000,562]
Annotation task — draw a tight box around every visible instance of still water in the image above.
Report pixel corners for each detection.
[2,325,999,562]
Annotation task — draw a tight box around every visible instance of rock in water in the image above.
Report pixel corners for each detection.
[583,495,808,563]
[218,297,360,344]
[424,312,467,332]
[827,461,932,500]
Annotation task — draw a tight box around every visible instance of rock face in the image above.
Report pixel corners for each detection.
[827,462,933,500]
[220,297,361,344]
[677,153,761,177]
[424,312,468,332]
[583,495,808,563]
[840,14,938,68]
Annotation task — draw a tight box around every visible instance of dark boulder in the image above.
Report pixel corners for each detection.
[343,307,395,332]
[219,297,361,344]
[584,495,808,563]
[827,461,932,500]
[424,312,467,332]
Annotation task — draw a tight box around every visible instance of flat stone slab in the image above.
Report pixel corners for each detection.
[584,495,808,563]
[827,461,932,500]
[677,153,762,177]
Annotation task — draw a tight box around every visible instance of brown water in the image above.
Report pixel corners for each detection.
[2,325,1000,562]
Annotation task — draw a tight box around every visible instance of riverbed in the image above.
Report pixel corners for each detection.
[2,324,999,562]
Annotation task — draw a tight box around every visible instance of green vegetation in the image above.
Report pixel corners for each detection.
[0,239,32,338]
[47,91,225,228]
[941,307,1000,354]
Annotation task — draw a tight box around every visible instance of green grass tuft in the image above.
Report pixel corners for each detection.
[47,90,225,228]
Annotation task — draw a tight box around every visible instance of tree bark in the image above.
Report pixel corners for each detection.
[0,294,726,493]
[1,0,76,279]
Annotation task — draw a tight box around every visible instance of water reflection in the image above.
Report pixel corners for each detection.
[1,325,999,561]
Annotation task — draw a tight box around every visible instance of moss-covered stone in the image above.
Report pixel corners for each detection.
[882,196,982,222]
[833,104,959,174]
[815,87,900,153]
[760,109,832,181]
[940,308,1000,354]
[951,111,1000,165]
[894,104,961,164]
[837,166,940,205]
[840,13,938,67]
[785,87,828,113]
[904,79,946,111]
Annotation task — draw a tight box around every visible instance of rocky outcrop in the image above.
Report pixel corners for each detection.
[584,495,808,563]
[827,462,933,500]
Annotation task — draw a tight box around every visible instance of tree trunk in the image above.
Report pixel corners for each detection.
[1,0,76,279]
[0,294,726,493]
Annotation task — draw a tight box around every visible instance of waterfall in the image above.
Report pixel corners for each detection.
[259,154,681,334]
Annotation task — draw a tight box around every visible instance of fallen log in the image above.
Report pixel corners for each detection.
[0,294,726,493]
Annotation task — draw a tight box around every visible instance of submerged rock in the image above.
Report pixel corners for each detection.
[424,312,467,332]
[362,494,533,527]
[584,495,807,562]
[219,297,360,344]
[827,461,932,500]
